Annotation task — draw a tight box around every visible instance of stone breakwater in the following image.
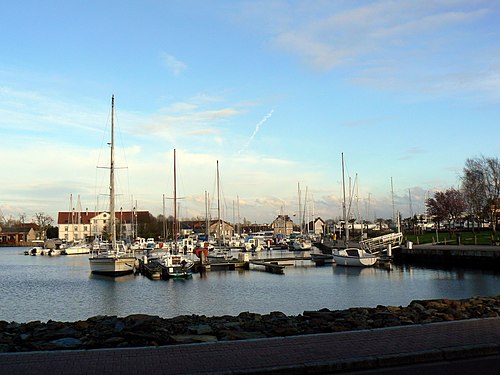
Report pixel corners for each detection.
[1,295,498,353]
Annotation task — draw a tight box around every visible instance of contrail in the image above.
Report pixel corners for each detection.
[238,108,274,154]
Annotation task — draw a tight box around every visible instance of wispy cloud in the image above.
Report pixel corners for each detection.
[263,1,497,100]
[161,52,187,75]
[272,2,490,69]
[397,147,426,161]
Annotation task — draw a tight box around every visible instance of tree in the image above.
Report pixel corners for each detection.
[32,212,54,240]
[426,192,447,231]
[426,188,466,232]
[462,156,500,234]
[46,226,59,239]
[462,161,488,232]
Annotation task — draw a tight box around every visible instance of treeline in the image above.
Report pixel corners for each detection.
[425,155,500,234]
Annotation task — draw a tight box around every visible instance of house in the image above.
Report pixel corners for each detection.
[271,215,294,236]
[57,210,151,241]
[306,217,326,235]
[0,225,37,245]
[208,219,234,240]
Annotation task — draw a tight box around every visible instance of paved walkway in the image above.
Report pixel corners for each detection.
[1,318,499,374]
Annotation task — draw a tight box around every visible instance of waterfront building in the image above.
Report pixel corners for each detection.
[0,224,37,245]
[271,215,294,236]
[208,219,234,240]
[306,217,326,235]
[57,210,151,242]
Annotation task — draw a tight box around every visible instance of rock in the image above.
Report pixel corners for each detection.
[0,295,497,352]
[49,337,82,349]
[188,324,213,335]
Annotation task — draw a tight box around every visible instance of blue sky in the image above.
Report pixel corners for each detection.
[1,0,499,225]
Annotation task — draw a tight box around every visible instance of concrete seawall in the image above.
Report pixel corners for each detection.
[394,244,500,269]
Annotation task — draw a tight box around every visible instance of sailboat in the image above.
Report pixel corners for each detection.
[332,153,378,267]
[158,149,194,278]
[89,96,136,276]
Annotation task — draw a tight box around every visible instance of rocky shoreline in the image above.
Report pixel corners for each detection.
[1,295,498,353]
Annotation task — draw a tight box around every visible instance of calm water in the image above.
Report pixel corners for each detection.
[1,247,498,323]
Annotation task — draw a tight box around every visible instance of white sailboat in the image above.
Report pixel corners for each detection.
[159,149,194,278]
[89,95,136,276]
[332,153,378,267]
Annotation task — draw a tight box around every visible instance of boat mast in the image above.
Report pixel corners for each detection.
[205,191,209,238]
[342,153,348,243]
[297,182,302,235]
[216,160,222,244]
[173,149,178,253]
[110,95,116,252]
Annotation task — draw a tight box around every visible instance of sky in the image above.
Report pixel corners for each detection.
[1,0,499,226]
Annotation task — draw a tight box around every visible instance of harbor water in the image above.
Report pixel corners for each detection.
[1,247,498,323]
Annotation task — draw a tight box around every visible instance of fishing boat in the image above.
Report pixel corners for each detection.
[89,96,136,276]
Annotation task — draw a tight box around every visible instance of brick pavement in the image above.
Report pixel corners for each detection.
[0,318,498,374]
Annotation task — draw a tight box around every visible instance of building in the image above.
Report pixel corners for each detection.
[306,217,326,235]
[57,210,151,241]
[0,225,37,245]
[271,215,294,236]
[208,219,234,240]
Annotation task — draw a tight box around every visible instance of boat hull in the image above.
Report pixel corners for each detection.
[89,256,136,276]
[332,248,378,267]
[160,264,192,279]
[64,246,90,255]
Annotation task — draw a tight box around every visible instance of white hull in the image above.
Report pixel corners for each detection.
[64,246,90,255]
[332,248,378,267]
[89,256,136,276]
[293,240,312,250]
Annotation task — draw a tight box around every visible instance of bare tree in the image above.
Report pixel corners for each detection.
[462,156,500,234]
[462,161,488,232]
[32,212,54,240]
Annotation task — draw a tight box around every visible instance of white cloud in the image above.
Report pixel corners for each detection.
[161,52,187,75]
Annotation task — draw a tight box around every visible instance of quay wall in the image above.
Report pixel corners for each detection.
[0,295,498,353]
[394,244,500,270]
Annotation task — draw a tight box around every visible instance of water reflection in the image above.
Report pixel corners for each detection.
[1,247,498,322]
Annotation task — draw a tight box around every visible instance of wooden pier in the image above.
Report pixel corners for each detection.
[249,260,285,274]
[138,255,319,279]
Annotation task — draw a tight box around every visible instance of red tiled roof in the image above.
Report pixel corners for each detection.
[57,211,151,224]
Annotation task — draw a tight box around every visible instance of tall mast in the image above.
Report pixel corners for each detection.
[110,95,116,250]
[297,182,302,234]
[342,152,348,243]
[216,160,221,244]
[162,193,166,240]
[391,177,395,228]
[205,191,209,237]
[173,149,177,252]
[237,195,240,236]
